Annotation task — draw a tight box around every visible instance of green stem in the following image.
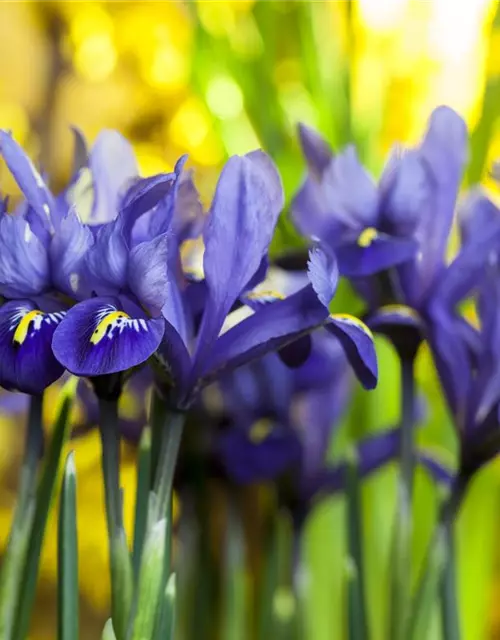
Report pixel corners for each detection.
[0,394,43,639]
[439,522,460,640]
[222,494,247,640]
[408,472,470,640]
[149,387,165,488]
[153,410,185,521]
[132,427,152,578]
[346,449,368,640]
[389,355,416,640]
[98,398,132,640]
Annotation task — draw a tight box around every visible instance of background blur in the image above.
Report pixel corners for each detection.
[1,1,500,639]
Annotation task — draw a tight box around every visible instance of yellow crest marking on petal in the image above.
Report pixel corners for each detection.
[246,290,285,301]
[12,310,44,346]
[357,227,378,248]
[249,418,274,444]
[91,311,130,345]
[331,313,373,338]
[378,304,421,321]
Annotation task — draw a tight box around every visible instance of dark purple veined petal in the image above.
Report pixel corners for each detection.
[0,300,65,394]
[325,314,378,389]
[195,151,284,362]
[218,422,302,484]
[49,209,94,299]
[0,130,59,231]
[0,213,50,298]
[89,130,139,224]
[198,285,328,387]
[297,123,333,179]
[52,296,164,377]
[335,231,418,278]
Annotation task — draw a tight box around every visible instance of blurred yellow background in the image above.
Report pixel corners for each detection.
[1,1,500,638]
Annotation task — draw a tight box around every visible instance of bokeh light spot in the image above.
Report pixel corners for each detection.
[74,33,117,82]
[206,75,244,120]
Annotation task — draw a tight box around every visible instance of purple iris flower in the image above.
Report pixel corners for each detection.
[425,189,500,475]
[292,107,468,310]
[146,152,378,410]
[215,334,447,518]
[0,129,184,394]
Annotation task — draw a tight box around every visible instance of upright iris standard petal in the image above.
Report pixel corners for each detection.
[322,146,379,229]
[49,209,94,299]
[0,214,50,298]
[325,315,378,389]
[297,123,333,179]
[0,130,58,230]
[409,106,468,300]
[52,296,165,377]
[83,218,128,295]
[0,300,65,394]
[196,152,284,353]
[119,172,178,240]
[379,148,430,237]
[89,130,139,223]
[128,233,172,316]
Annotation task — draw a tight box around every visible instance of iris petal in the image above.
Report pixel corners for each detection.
[52,296,164,377]
[0,300,65,394]
[196,151,284,358]
[336,233,418,277]
[0,214,50,298]
[325,314,378,389]
[0,130,58,230]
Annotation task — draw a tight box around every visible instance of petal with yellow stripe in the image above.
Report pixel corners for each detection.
[325,314,378,389]
[52,296,165,377]
[0,300,65,394]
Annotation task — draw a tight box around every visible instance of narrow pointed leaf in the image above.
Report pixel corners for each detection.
[13,380,76,640]
[58,452,79,640]
[132,427,152,577]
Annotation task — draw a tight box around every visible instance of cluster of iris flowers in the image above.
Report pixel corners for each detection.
[0,105,499,639]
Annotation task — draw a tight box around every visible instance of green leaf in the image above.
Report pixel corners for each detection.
[155,573,176,640]
[0,394,43,639]
[58,452,79,640]
[131,519,167,640]
[132,427,152,577]
[345,448,368,640]
[101,619,117,640]
[14,381,76,640]
[222,498,247,640]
